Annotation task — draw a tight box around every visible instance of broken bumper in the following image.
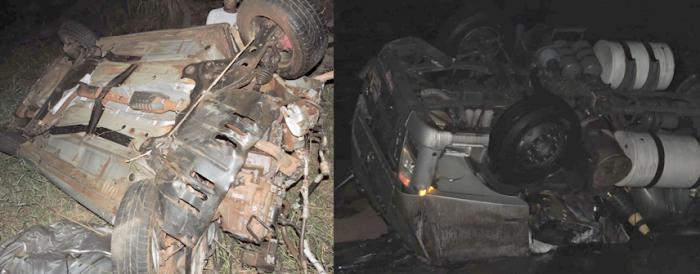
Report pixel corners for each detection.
[395,191,530,263]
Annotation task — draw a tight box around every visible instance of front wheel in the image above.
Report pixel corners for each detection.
[237,0,328,79]
[112,180,161,274]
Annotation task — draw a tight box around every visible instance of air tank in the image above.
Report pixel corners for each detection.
[614,131,700,188]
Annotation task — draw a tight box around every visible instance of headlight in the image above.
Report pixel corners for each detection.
[398,137,415,188]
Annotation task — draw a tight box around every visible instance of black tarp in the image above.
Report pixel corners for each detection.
[0,221,112,274]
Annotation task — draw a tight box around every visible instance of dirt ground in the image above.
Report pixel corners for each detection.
[0,0,333,272]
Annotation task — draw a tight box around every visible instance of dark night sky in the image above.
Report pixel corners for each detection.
[0,0,75,30]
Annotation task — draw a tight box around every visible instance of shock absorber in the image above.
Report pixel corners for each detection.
[256,47,281,87]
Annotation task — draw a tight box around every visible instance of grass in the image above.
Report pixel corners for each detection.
[0,38,105,243]
[0,39,60,121]
[0,155,105,242]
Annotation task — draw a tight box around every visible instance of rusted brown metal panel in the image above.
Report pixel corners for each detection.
[217,151,282,243]
[18,142,125,222]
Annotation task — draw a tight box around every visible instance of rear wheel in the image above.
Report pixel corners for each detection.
[237,0,328,79]
[112,180,161,274]
[57,20,98,60]
[57,20,97,48]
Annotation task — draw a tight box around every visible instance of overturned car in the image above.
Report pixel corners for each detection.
[352,16,700,264]
[0,0,328,272]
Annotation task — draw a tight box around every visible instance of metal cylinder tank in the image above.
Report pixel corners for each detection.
[582,118,631,191]
[593,40,675,90]
[614,131,700,188]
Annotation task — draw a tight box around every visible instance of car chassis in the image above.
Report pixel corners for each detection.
[0,1,328,271]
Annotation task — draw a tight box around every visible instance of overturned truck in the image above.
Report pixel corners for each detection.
[0,0,328,272]
[352,11,700,264]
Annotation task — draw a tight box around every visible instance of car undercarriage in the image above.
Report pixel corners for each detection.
[0,0,329,272]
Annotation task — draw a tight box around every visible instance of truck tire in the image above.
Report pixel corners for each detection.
[488,95,581,185]
[112,181,161,274]
[433,1,511,58]
[237,0,327,79]
[58,20,97,48]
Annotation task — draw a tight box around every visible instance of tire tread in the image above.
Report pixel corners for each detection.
[112,181,160,274]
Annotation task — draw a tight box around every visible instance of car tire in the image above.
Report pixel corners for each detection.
[433,0,511,58]
[237,0,328,79]
[58,20,97,49]
[112,180,161,274]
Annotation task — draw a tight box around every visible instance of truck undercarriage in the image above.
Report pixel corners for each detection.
[352,20,700,265]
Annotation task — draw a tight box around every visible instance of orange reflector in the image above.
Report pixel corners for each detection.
[398,172,411,187]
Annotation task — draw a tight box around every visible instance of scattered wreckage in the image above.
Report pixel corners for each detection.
[352,12,700,264]
[0,0,329,272]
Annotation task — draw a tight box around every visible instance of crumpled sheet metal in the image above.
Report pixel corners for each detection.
[0,221,112,274]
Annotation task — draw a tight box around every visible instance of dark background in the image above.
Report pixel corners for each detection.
[334,0,700,273]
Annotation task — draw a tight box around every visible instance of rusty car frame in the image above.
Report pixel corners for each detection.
[0,0,329,272]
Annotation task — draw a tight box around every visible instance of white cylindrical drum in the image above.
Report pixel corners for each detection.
[626,41,650,90]
[594,40,626,89]
[649,42,675,90]
[614,131,700,188]
[593,40,675,91]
